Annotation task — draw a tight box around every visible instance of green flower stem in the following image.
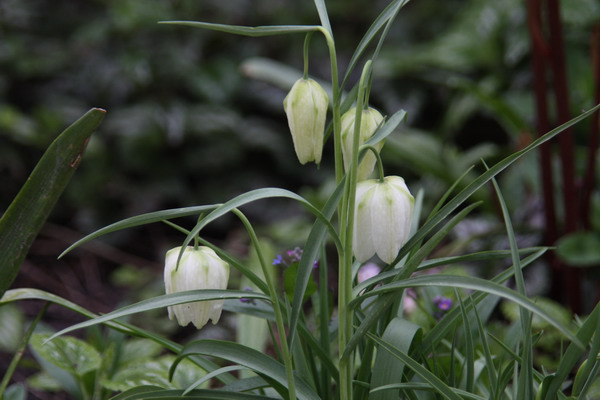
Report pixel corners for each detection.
[231,208,296,400]
[338,60,373,400]
[317,27,343,184]
[361,145,385,182]
[303,32,314,79]
[0,303,49,397]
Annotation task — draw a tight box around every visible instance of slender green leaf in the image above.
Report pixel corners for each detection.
[341,0,411,88]
[289,178,345,346]
[356,275,583,349]
[46,289,270,342]
[171,340,321,400]
[543,303,600,400]
[364,109,407,147]
[60,205,217,258]
[111,386,278,400]
[160,21,320,37]
[489,171,533,399]
[312,0,332,34]
[370,383,485,400]
[0,108,105,296]
[183,366,247,395]
[179,188,341,268]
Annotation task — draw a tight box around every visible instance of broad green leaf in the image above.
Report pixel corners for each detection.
[0,108,105,297]
[30,333,101,376]
[46,289,270,342]
[367,333,463,400]
[0,304,24,352]
[370,318,422,400]
[160,21,320,37]
[26,372,62,392]
[119,338,163,366]
[102,358,174,391]
[556,232,600,267]
[355,275,583,349]
[171,340,321,400]
[4,383,26,400]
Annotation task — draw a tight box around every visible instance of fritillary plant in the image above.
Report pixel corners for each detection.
[2,0,600,399]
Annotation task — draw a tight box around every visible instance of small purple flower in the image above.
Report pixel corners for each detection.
[240,287,256,304]
[272,255,284,265]
[286,247,304,263]
[433,295,453,311]
[313,260,319,269]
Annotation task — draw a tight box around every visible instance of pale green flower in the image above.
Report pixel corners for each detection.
[283,78,329,165]
[353,176,414,264]
[341,107,384,180]
[164,246,229,329]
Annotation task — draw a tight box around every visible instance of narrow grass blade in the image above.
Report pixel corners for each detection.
[159,21,320,37]
[46,289,270,342]
[367,333,463,400]
[183,366,248,395]
[112,387,278,399]
[59,205,217,258]
[0,108,105,296]
[365,109,407,146]
[370,383,485,400]
[171,340,321,400]
[341,0,411,88]
[489,172,533,399]
[179,188,341,268]
[356,275,583,349]
[289,178,344,346]
[543,302,600,400]
[312,0,332,34]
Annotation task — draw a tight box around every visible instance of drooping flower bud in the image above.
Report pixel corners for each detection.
[341,107,384,180]
[164,246,229,329]
[353,176,414,264]
[283,78,329,165]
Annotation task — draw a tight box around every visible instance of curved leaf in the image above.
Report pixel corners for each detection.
[0,108,105,296]
[171,340,320,400]
[355,275,583,349]
[159,21,320,37]
[46,289,270,342]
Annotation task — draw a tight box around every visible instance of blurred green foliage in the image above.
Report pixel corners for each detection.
[1,0,598,253]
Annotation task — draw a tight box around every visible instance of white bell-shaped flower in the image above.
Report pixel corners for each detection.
[164,246,229,329]
[341,107,384,180]
[353,176,414,264]
[283,78,329,165]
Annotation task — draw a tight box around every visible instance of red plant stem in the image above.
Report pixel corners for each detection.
[527,0,562,301]
[547,0,582,313]
[581,25,600,230]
